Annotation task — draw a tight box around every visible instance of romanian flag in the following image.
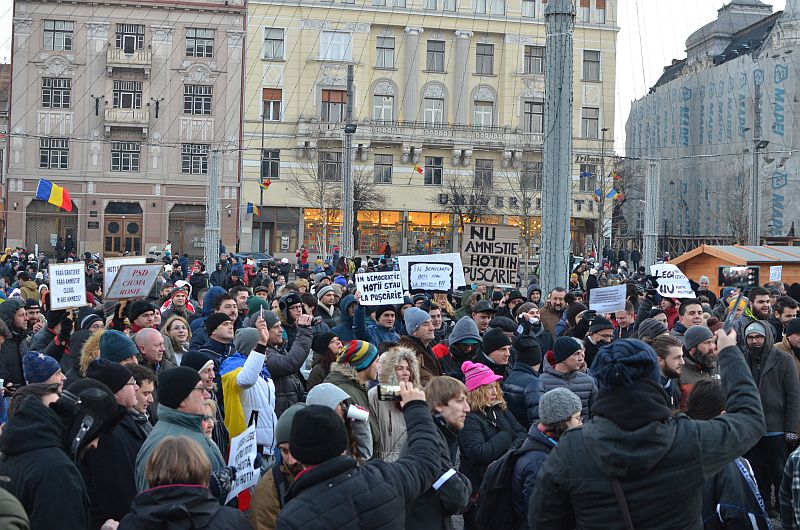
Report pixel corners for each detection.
[246,203,261,217]
[611,171,622,181]
[413,164,423,175]
[605,189,619,200]
[35,178,72,212]
[259,179,271,191]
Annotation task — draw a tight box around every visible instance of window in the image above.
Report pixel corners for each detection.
[186,28,214,58]
[424,0,437,9]
[322,90,347,122]
[579,163,597,192]
[476,44,493,75]
[475,159,493,187]
[116,24,144,53]
[474,0,486,14]
[426,40,445,72]
[181,144,210,174]
[113,80,143,109]
[521,0,535,17]
[376,37,395,68]
[43,20,73,51]
[373,0,386,5]
[524,45,545,74]
[577,0,590,22]
[424,156,443,185]
[393,0,406,6]
[184,85,212,115]
[597,0,606,23]
[490,0,505,15]
[523,100,544,133]
[40,138,69,169]
[261,149,280,180]
[581,107,600,138]
[262,89,282,121]
[42,78,71,109]
[111,141,141,172]
[373,94,394,121]
[443,0,456,11]
[320,31,352,61]
[318,151,342,181]
[263,28,284,60]
[374,154,393,184]
[473,101,493,126]
[423,97,444,124]
[521,161,543,189]
[583,50,601,81]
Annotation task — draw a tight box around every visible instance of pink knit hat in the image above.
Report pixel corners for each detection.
[462,361,503,392]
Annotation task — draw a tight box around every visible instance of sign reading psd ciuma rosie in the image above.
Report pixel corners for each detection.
[462,224,519,286]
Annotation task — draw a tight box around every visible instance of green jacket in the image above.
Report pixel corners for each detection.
[324,363,381,458]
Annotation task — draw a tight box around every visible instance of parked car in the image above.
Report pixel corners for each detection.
[233,252,274,266]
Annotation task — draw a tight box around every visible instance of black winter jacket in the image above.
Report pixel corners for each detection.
[702,458,771,529]
[276,401,441,529]
[265,325,312,417]
[503,363,540,430]
[119,484,250,529]
[29,326,67,363]
[459,405,525,494]
[512,429,555,530]
[538,363,597,421]
[0,299,30,386]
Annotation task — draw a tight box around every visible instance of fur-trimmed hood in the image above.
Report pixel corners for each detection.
[377,346,421,387]
[329,361,360,382]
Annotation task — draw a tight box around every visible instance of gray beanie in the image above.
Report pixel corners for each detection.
[306,383,350,410]
[234,327,260,355]
[248,307,280,329]
[684,325,714,351]
[316,285,335,300]
[448,316,483,346]
[539,388,582,425]
[699,275,710,284]
[275,403,307,445]
[404,307,432,336]
[744,321,767,339]
[636,318,668,341]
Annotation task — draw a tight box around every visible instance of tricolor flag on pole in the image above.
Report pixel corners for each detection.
[35,179,72,212]
[259,179,271,191]
[247,203,260,217]
[413,164,423,175]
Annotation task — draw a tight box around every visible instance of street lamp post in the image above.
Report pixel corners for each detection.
[259,113,265,252]
[748,138,770,245]
[596,127,609,257]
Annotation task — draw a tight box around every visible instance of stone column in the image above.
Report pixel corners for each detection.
[403,27,423,121]
[453,30,473,124]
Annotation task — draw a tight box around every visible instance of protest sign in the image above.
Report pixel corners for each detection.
[770,265,783,282]
[104,256,147,294]
[408,262,453,293]
[462,224,519,286]
[589,285,627,313]
[106,264,163,300]
[650,264,695,298]
[49,263,87,309]
[397,253,466,291]
[225,422,259,503]
[355,271,404,305]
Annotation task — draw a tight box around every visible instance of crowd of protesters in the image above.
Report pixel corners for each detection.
[0,244,799,529]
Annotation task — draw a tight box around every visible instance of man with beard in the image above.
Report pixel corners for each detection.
[651,335,685,410]
[777,318,800,374]
[742,320,800,517]
[679,325,718,410]
[734,286,772,348]
[540,288,567,335]
[768,296,798,343]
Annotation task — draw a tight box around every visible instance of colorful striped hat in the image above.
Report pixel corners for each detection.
[337,340,378,372]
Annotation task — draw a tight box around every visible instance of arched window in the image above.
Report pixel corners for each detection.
[372,80,397,122]
[472,85,496,127]
[422,82,447,124]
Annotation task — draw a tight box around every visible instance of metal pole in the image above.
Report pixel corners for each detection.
[541,0,575,292]
[597,127,607,256]
[259,114,265,252]
[643,160,659,269]
[749,141,760,245]
[204,150,221,269]
[341,65,355,259]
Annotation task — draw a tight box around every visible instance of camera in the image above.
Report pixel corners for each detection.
[377,384,402,402]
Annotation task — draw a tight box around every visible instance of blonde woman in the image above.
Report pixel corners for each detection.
[161,315,191,366]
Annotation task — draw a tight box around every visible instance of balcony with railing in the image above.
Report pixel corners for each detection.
[106,48,152,77]
[104,108,150,136]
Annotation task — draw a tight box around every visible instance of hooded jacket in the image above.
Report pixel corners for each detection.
[367,346,421,461]
[530,344,765,529]
[189,286,228,350]
[453,290,475,322]
[512,428,556,530]
[330,295,358,343]
[537,362,597,421]
[265,325,312,417]
[399,335,443,388]
[325,362,381,458]
[120,484,250,529]
[503,363,541,430]
[0,397,90,529]
[0,299,30,386]
[209,263,227,287]
[354,304,400,346]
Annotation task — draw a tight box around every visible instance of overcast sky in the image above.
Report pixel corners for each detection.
[0,0,788,152]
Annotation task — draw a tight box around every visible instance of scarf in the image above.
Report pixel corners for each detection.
[592,379,672,431]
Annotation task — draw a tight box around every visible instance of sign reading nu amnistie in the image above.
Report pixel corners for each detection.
[462,224,519,286]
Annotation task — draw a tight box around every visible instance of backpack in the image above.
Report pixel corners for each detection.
[475,445,537,529]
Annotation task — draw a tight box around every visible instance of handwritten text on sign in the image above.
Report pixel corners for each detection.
[106,264,163,300]
[225,422,259,503]
[462,224,519,286]
[49,263,87,309]
[650,264,695,298]
[410,263,453,292]
[355,271,404,305]
[104,256,147,294]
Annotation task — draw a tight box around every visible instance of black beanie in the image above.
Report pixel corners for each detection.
[205,312,231,336]
[290,405,349,465]
[514,335,542,366]
[374,305,397,320]
[588,316,614,334]
[553,336,583,364]
[158,367,201,409]
[786,318,800,338]
[482,328,511,355]
[86,359,132,394]
[128,300,156,322]
[46,308,68,329]
[312,331,337,356]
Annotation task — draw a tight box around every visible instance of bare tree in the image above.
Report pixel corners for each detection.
[332,164,389,250]
[712,155,750,244]
[285,153,337,256]
[497,157,543,285]
[431,167,496,234]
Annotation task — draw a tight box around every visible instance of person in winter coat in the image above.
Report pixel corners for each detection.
[209,262,227,287]
[459,361,525,530]
[0,299,31,388]
[399,308,444,386]
[513,388,583,529]
[777,317,800,375]
[537,337,597,421]
[503,335,543,430]
[307,331,343,390]
[434,316,482,381]
[406,376,472,530]
[680,325,719,409]
[368,346,422,461]
[685,379,772,529]
[530,332,765,529]
[262,309,313,417]
[313,285,342,328]
[17,272,37,301]
[354,299,400,346]
[472,328,513,379]
[121,436,250,529]
[330,295,359,343]
[307,383,373,463]
[649,334,684,411]
[188,286,230,349]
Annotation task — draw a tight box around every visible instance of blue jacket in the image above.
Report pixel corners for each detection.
[512,429,555,530]
[189,286,228,349]
[354,304,400,346]
[503,363,540,431]
[330,295,358,342]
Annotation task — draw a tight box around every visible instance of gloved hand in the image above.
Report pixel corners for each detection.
[253,452,263,470]
[786,433,798,443]
[58,316,73,344]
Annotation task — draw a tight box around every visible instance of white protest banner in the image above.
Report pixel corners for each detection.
[650,264,695,298]
[461,224,519,286]
[589,285,627,313]
[49,262,87,309]
[106,264,163,300]
[409,262,453,293]
[770,265,783,282]
[104,256,147,294]
[225,422,259,503]
[397,253,466,291]
[355,271,404,305]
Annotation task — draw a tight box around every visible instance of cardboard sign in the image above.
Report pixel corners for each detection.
[589,285,627,313]
[104,256,147,294]
[770,266,783,282]
[409,262,453,293]
[106,264,163,300]
[397,253,466,291]
[49,262,87,309]
[355,271,404,305]
[461,224,519,286]
[650,264,695,298]
[225,422,259,503]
